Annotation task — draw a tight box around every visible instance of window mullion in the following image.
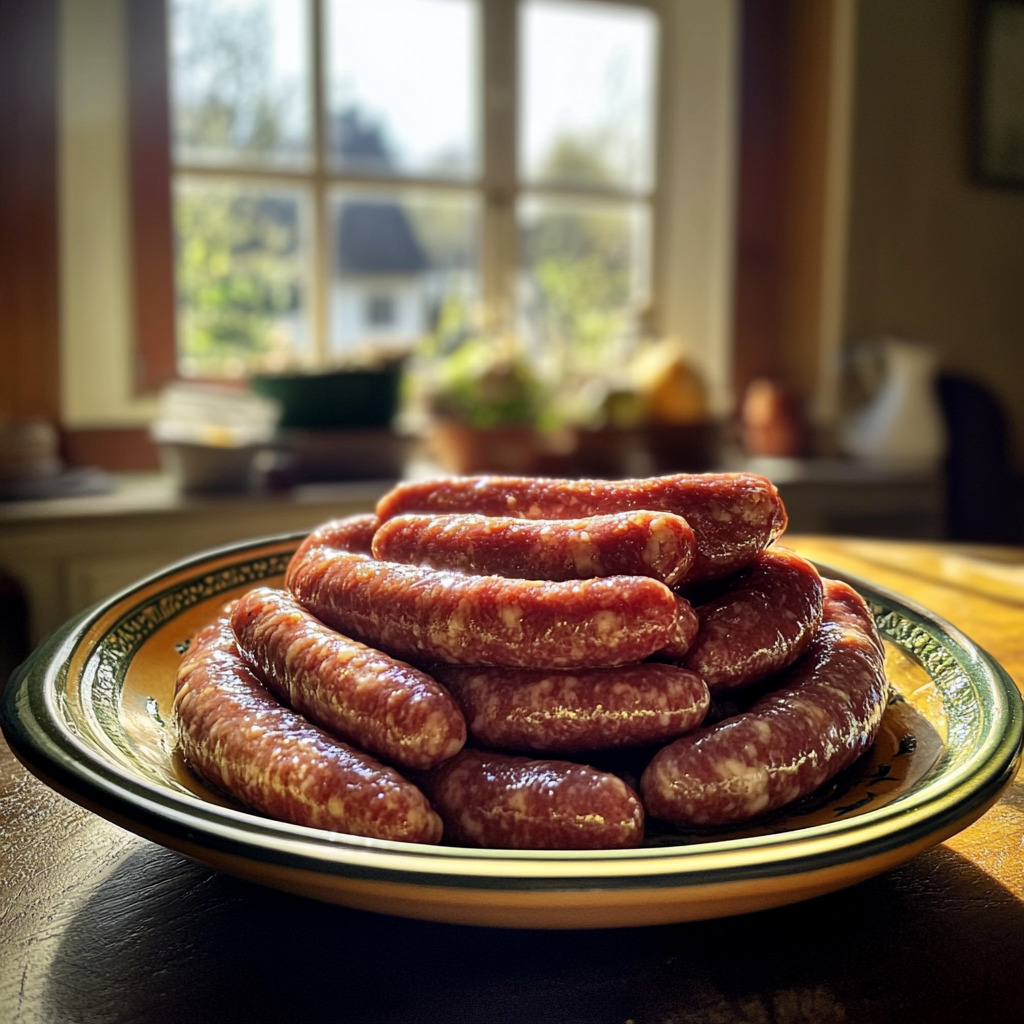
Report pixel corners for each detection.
[648,0,670,339]
[481,0,518,330]
[311,0,329,365]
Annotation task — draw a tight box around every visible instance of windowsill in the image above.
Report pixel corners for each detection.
[0,460,946,645]
[0,472,392,524]
[0,458,944,532]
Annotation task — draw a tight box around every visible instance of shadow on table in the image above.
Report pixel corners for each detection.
[43,842,1024,1024]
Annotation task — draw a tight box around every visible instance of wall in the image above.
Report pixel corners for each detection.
[732,0,856,441]
[60,0,159,429]
[0,0,60,426]
[845,0,1024,464]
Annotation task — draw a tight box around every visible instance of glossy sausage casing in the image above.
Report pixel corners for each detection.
[375,473,787,581]
[173,615,443,843]
[432,662,709,754]
[287,547,686,668]
[372,511,696,587]
[419,749,644,849]
[640,579,888,827]
[660,595,700,659]
[230,587,466,770]
[287,513,380,578]
[683,549,824,692]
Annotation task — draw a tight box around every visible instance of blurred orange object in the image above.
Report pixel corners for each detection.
[633,346,708,425]
[741,379,804,457]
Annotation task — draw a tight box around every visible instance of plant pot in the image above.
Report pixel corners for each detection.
[428,421,538,475]
[644,421,721,473]
[158,442,260,494]
[565,427,651,478]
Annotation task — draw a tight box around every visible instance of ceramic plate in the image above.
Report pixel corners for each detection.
[3,534,1021,929]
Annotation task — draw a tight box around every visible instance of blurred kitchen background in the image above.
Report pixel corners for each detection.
[2,0,1024,673]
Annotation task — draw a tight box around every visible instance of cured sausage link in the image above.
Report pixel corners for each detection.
[371,511,696,587]
[683,549,824,692]
[230,587,466,770]
[286,513,379,580]
[660,595,700,658]
[286,547,683,669]
[174,615,443,843]
[640,579,888,828]
[375,473,787,581]
[418,749,644,849]
[432,663,709,754]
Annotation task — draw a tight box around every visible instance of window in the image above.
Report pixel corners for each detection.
[58,0,738,429]
[517,1,656,380]
[168,0,660,379]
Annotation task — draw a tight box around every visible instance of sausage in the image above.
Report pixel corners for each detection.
[286,547,685,669]
[683,549,824,692]
[432,662,709,754]
[173,614,443,843]
[640,579,888,827]
[418,749,644,849]
[230,587,466,770]
[286,513,379,580]
[659,594,700,659]
[371,510,696,587]
[375,473,787,581]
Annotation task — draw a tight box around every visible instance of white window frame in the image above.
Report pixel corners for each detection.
[59,0,740,427]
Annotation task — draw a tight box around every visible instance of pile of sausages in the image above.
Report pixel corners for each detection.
[173,472,890,850]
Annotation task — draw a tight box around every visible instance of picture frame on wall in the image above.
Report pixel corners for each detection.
[971,0,1024,188]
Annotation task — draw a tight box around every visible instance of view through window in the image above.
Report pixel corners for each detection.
[169,0,658,380]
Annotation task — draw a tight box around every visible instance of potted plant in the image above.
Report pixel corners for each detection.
[419,331,547,475]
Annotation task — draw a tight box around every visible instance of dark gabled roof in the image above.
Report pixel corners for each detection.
[335,202,429,274]
[328,109,429,275]
[331,109,393,174]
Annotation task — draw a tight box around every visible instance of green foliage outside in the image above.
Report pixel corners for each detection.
[409,295,545,431]
[175,187,304,377]
[172,1,307,377]
[525,132,639,378]
[173,0,298,164]
[533,254,628,365]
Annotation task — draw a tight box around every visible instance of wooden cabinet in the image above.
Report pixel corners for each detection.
[0,476,388,645]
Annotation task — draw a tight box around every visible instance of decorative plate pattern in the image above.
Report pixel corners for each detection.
[2,534,1021,929]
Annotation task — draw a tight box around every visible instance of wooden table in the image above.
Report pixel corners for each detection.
[3,537,1024,1024]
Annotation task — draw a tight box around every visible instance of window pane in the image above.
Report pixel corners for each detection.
[174,178,313,378]
[518,196,650,373]
[170,0,311,169]
[325,0,479,178]
[328,189,479,358]
[520,0,658,192]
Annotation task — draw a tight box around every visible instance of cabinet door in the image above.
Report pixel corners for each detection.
[65,553,186,613]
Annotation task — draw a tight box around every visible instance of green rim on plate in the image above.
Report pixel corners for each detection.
[2,533,1022,926]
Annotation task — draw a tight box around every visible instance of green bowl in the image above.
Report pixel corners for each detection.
[2,535,1021,929]
[251,368,402,429]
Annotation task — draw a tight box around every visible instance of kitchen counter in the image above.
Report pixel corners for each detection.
[0,475,391,644]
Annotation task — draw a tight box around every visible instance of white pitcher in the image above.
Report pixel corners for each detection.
[839,338,947,470]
